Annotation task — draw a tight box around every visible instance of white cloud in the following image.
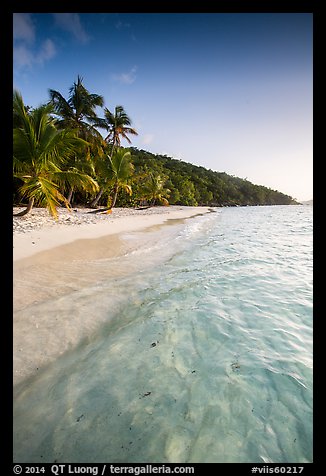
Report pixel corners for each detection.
[13,13,35,43]
[52,13,90,43]
[14,44,33,68]
[112,66,137,85]
[13,13,56,71]
[14,38,56,69]
[37,39,56,63]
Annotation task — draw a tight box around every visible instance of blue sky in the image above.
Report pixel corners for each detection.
[13,13,313,201]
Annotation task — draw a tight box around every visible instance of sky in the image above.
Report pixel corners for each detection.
[13,13,313,201]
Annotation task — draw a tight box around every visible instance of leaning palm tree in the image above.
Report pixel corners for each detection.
[107,149,134,210]
[90,105,138,207]
[13,91,99,219]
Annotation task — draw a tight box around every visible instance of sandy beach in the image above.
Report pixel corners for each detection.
[14,206,211,261]
[13,206,211,387]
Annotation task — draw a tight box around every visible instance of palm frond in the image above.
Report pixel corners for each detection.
[14,92,99,217]
[52,169,99,194]
[18,176,68,218]
[49,89,74,119]
[102,105,138,148]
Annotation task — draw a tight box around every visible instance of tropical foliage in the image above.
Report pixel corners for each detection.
[13,90,99,218]
[48,75,106,205]
[13,77,297,218]
[98,105,138,152]
[123,148,296,207]
[49,75,104,145]
[89,105,138,207]
[106,149,134,209]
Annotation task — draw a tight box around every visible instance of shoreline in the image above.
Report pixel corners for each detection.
[13,206,212,387]
[13,206,211,261]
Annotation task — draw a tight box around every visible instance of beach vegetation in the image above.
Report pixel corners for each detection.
[97,105,138,153]
[124,147,297,207]
[139,172,170,206]
[48,75,104,146]
[90,105,138,208]
[13,90,99,218]
[13,80,297,217]
[48,76,106,205]
[106,149,134,209]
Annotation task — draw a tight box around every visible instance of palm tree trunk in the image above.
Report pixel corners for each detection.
[14,198,35,216]
[109,182,119,209]
[89,187,105,207]
[67,188,74,205]
[110,141,116,157]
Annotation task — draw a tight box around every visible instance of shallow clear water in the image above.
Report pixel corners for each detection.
[13,205,313,463]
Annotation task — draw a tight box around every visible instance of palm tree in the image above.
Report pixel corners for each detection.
[48,75,104,141]
[48,76,105,204]
[107,149,134,210]
[143,173,170,206]
[101,105,138,152]
[13,91,99,218]
[90,105,138,207]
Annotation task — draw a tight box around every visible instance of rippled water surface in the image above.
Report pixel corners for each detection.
[13,205,313,463]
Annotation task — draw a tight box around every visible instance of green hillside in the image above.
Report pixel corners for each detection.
[118,147,297,207]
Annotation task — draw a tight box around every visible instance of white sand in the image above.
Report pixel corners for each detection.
[13,206,210,261]
[13,206,211,387]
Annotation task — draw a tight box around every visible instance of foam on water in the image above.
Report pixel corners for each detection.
[13,206,313,463]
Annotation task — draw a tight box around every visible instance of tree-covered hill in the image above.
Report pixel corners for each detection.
[13,143,297,209]
[121,147,297,207]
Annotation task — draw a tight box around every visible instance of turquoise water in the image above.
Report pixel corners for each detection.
[13,205,313,463]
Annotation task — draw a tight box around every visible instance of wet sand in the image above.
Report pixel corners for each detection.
[13,206,211,386]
